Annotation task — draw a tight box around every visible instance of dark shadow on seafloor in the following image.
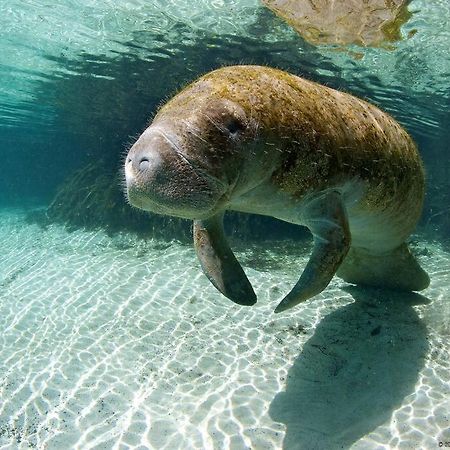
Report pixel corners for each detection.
[269,286,430,450]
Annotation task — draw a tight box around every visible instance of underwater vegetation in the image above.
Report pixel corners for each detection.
[44,161,189,239]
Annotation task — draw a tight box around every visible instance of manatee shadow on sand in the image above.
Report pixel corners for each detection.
[269,286,430,449]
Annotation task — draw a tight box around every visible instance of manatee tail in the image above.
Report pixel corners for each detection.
[336,243,429,291]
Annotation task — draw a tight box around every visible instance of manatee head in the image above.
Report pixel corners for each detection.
[125,90,258,220]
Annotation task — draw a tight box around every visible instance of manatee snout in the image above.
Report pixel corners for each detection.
[126,141,161,175]
[125,125,227,219]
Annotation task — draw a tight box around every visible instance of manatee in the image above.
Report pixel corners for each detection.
[124,65,429,312]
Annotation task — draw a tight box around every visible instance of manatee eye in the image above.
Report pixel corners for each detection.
[224,118,245,135]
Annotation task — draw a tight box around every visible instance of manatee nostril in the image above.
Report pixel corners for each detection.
[139,157,150,171]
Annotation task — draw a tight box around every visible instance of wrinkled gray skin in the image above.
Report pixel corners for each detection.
[124,65,429,312]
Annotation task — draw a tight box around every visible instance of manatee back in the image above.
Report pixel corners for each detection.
[199,65,424,239]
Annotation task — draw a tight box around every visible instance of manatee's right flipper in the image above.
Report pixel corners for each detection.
[275,190,351,313]
[337,243,430,291]
[193,212,257,306]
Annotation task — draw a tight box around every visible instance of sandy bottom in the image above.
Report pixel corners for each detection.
[0,208,448,450]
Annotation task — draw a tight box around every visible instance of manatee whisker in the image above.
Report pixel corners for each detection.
[201,111,224,132]
[152,127,183,154]
[181,119,210,145]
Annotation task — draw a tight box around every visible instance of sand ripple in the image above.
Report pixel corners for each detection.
[0,209,448,449]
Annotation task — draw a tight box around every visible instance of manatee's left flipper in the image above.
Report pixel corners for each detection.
[194,213,257,306]
[275,190,351,313]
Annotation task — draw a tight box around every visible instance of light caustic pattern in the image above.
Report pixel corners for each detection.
[0,209,449,449]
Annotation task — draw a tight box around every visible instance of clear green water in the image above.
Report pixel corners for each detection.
[0,1,449,449]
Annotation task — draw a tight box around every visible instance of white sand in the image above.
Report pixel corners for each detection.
[0,208,448,449]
